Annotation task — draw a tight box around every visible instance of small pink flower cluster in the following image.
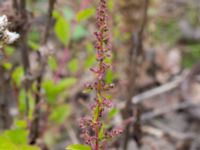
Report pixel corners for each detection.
[80,0,122,149]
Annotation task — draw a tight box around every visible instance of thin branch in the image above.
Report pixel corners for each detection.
[123,0,149,149]
[29,0,56,145]
[12,0,19,11]
[20,0,26,14]
[42,0,56,44]
[123,100,200,126]
[18,0,30,117]
[143,125,196,140]
[141,100,200,121]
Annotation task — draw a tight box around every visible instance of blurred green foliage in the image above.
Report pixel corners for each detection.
[68,58,78,73]
[182,44,200,68]
[12,66,24,87]
[66,144,91,150]
[42,78,76,105]
[0,121,40,150]
[50,104,71,124]
[76,8,95,22]
[54,13,71,46]
[28,28,40,51]
[150,19,181,45]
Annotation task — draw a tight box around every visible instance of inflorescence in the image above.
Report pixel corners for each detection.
[80,0,122,149]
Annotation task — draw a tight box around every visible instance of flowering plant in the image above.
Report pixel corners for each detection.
[67,0,122,150]
[0,15,20,46]
[66,1,122,150]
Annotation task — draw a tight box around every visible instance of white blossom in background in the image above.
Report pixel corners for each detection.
[0,15,20,44]
[3,29,20,44]
[0,15,8,32]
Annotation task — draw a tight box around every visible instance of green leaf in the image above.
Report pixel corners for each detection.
[54,16,71,46]
[72,25,87,40]
[18,90,26,112]
[76,8,95,22]
[28,40,39,51]
[66,144,91,150]
[63,7,74,21]
[57,78,77,91]
[50,105,71,124]
[99,124,105,140]
[28,27,40,51]
[84,56,95,69]
[48,56,58,71]
[15,120,27,129]
[86,43,94,54]
[108,108,119,119]
[42,78,76,104]
[105,70,113,84]
[68,58,78,73]
[0,129,40,150]
[42,80,57,104]
[4,129,28,144]
[12,67,24,87]
[3,62,12,70]
[28,28,40,43]
[5,46,15,56]
[19,145,40,150]
[108,0,114,11]
[0,137,18,150]
[18,90,34,115]
[93,106,99,122]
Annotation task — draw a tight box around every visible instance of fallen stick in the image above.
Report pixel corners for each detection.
[117,75,185,109]
[141,100,200,121]
[132,76,184,104]
[151,120,196,140]
[122,100,200,126]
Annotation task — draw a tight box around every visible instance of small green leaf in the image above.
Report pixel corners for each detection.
[108,0,114,11]
[48,56,58,71]
[3,62,12,70]
[99,125,105,140]
[54,16,71,46]
[28,27,40,51]
[63,7,74,21]
[66,144,91,150]
[108,108,119,119]
[86,43,94,54]
[76,8,95,22]
[28,28,40,43]
[105,70,113,84]
[72,25,87,40]
[5,46,15,55]
[12,67,24,87]
[93,106,99,122]
[43,78,76,104]
[57,78,77,90]
[28,40,39,51]
[18,90,26,112]
[50,105,71,124]
[68,58,78,73]
[15,120,27,129]
[84,56,95,69]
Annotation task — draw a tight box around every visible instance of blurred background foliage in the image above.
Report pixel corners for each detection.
[0,0,200,150]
